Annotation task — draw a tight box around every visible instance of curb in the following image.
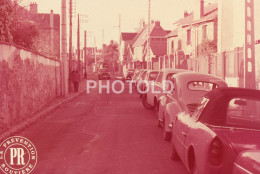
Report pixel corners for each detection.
[0,90,86,142]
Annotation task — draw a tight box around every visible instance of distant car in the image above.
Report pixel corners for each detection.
[124,69,135,80]
[98,69,111,80]
[136,69,147,89]
[145,69,191,110]
[138,70,159,102]
[159,72,227,140]
[170,88,260,174]
[233,150,260,174]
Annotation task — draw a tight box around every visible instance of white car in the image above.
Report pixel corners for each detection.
[144,69,190,110]
[158,72,228,141]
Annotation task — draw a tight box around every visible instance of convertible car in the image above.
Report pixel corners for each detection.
[170,88,260,174]
[158,72,228,140]
[233,150,260,174]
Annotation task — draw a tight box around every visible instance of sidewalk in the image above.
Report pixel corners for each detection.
[0,76,91,141]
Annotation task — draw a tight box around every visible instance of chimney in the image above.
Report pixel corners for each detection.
[194,0,204,20]
[200,0,204,18]
[30,2,38,14]
[184,11,189,18]
[155,21,160,27]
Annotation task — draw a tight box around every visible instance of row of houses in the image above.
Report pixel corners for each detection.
[120,1,218,70]
[120,0,260,89]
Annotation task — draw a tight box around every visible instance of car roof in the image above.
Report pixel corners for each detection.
[199,88,260,125]
[205,87,260,100]
[161,68,191,74]
[173,72,228,87]
[147,70,159,73]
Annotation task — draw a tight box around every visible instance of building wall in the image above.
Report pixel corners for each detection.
[218,0,234,53]
[36,28,60,59]
[0,42,61,131]
[181,21,215,56]
[167,37,178,55]
[133,46,143,61]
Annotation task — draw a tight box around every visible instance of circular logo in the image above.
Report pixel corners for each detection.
[0,136,37,174]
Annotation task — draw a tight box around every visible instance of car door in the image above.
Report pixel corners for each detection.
[173,112,192,160]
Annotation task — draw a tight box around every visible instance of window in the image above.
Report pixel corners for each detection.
[149,72,159,81]
[192,97,209,120]
[202,25,207,40]
[226,98,260,129]
[187,29,191,45]
[187,81,219,91]
[166,73,175,80]
[156,72,163,83]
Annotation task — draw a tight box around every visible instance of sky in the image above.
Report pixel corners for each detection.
[27,0,217,48]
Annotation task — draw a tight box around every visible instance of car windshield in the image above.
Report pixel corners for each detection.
[149,72,159,81]
[188,81,219,92]
[226,97,260,130]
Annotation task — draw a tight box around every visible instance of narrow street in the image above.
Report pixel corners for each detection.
[18,81,187,174]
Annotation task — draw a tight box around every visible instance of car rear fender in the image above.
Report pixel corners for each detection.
[165,102,180,132]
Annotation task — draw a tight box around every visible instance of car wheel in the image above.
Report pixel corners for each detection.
[188,149,197,174]
[163,117,171,142]
[171,145,180,161]
[142,94,154,110]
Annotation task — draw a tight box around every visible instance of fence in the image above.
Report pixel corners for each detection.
[152,48,259,89]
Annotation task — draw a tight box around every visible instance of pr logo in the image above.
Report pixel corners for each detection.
[0,136,37,174]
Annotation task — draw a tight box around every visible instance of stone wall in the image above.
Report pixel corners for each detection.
[0,42,61,131]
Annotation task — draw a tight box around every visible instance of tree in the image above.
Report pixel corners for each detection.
[0,0,13,42]
[0,0,39,50]
[198,40,217,74]
[12,20,39,49]
[11,0,39,49]
[102,40,119,62]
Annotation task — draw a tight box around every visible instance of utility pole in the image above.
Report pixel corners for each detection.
[61,0,68,95]
[94,36,97,72]
[69,0,73,91]
[77,13,80,73]
[244,0,256,89]
[102,28,104,46]
[84,30,87,77]
[147,0,151,69]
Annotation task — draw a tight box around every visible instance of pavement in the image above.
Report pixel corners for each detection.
[1,77,188,174]
[10,79,188,174]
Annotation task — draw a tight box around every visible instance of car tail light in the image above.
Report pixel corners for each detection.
[209,138,223,166]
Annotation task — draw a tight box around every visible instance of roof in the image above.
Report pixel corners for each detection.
[121,33,137,41]
[174,3,218,27]
[165,29,178,38]
[150,42,167,56]
[132,22,168,47]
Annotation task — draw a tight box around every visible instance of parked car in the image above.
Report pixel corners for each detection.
[158,72,228,140]
[124,69,135,81]
[144,69,191,110]
[232,150,260,174]
[131,69,141,84]
[170,88,260,174]
[135,69,147,90]
[138,70,159,102]
[98,69,111,80]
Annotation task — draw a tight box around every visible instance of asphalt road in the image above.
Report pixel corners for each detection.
[18,80,188,174]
